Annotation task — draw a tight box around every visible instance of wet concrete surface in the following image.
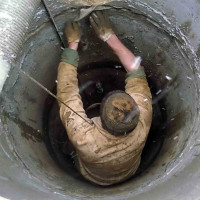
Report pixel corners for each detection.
[1,0,200,199]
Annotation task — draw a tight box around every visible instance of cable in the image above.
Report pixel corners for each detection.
[13,1,92,125]
[42,0,67,48]
[13,63,93,126]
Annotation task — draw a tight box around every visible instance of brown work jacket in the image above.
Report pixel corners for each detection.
[57,62,152,186]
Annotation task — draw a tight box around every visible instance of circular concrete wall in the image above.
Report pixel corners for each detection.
[0,0,200,199]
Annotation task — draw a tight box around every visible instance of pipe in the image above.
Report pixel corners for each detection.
[0,0,41,92]
[0,0,200,199]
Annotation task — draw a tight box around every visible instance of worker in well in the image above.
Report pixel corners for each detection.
[57,12,152,186]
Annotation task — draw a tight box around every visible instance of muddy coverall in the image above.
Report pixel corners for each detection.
[57,48,153,186]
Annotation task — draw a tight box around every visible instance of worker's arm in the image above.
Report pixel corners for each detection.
[106,35,152,126]
[107,34,152,127]
[90,12,140,72]
[90,12,152,127]
[57,22,93,147]
[106,35,140,72]
[125,74,152,128]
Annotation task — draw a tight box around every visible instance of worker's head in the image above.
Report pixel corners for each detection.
[100,91,140,136]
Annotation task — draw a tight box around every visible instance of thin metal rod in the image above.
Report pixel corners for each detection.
[13,64,93,126]
[40,1,92,124]
[42,0,67,48]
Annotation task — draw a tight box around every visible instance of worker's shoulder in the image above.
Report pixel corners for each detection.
[59,61,77,69]
[91,117,102,128]
[126,77,148,86]
[129,120,149,140]
[125,66,146,82]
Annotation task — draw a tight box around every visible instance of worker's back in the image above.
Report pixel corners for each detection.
[61,72,152,185]
[75,115,150,185]
[57,12,153,186]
